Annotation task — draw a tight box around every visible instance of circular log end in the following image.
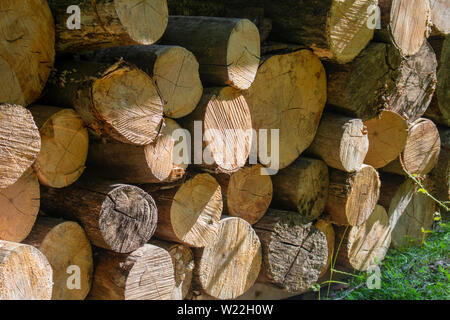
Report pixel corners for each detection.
[340,118,370,172]
[100,185,158,253]
[162,118,189,182]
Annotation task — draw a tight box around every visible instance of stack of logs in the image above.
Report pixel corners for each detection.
[0,0,448,300]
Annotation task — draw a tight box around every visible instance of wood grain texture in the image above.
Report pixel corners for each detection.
[429,127,449,202]
[315,220,335,278]
[429,0,450,35]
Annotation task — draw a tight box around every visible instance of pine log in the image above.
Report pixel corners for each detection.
[0,168,40,242]
[364,110,409,169]
[429,0,450,36]
[378,173,416,222]
[0,240,53,300]
[0,104,41,189]
[315,220,335,278]
[0,0,55,106]
[376,0,432,56]
[180,87,252,174]
[29,105,88,188]
[429,127,450,202]
[88,244,175,300]
[48,0,168,54]
[23,217,93,300]
[151,240,194,300]
[160,16,260,90]
[326,165,381,226]
[244,50,327,170]
[382,118,441,176]
[326,42,437,122]
[271,157,329,220]
[44,60,164,146]
[40,175,158,253]
[214,164,273,225]
[335,205,391,271]
[192,217,262,300]
[83,45,203,119]
[253,209,328,293]
[306,113,369,172]
[142,173,222,248]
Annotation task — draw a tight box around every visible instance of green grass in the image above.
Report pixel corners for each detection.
[331,219,450,300]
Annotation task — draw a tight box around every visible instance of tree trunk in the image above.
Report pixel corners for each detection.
[160,16,260,90]
[23,217,93,300]
[376,0,431,56]
[214,164,273,225]
[0,104,41,189]
[0,168,40,242]
[142,173,223,248]
[151,240,194,300]
[82,45,203,119]
[0,240,53,300]
[88,244,175,300]
[43,60,164,146]
[306,113,369,172]
[48,0,168,54]
[40,174,158,253]
[29,105,88,188]
[253,209,328,293]
[192,217,262,300]
[244,50,327,170]
[180,87,253,174]
[326,165,381,226]
[0,0,55,106]
[335,205,391,271]
[271,157,329,220]
[315,220,335,278]
[429,0,450,36]
[364,110,409,169]
[429,127,449,202]
[326,42,437,122]
[382,118,441,176]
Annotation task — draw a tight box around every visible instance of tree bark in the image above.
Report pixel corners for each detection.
[43,60,164,146]
[0,0,55,106]
[48,0,168,54]
[0,104,41,189]
[306,113,369,172]
[0,168,40,242]
[326,165,381,226]
[23,217,93,300]
[160,16,260,90]
[244,50,327,170]
[271,157,329,220]
[0,240,53,300]
[429,0,450,36]
[253,209,328,293]
[40,174,158,253]
[315,220,335,278]
[429,127,449,202]
[88,244,175,300]
[142,173,223,248]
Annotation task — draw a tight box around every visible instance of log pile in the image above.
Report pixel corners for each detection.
[0,0,448,300]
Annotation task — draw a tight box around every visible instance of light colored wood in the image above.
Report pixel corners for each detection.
[143,173,223,248]
[429,0,450,35]
[430,127,449,202]
[215,164,273,225]
[23,217,93,300]
[180,87,252,174]
[0,0,55,106]
[326,165,381,226]
[0,168,40,242]
[45,60,164,146]
[40,175,158,253]
[382,118,441,176]
[161,16,260,90]
[335,205,391,271]
[49,0,168,54]
[193,217,262,300]
[237,283,304,300]
[0,104,41,189]
[0,240,53,300]
[244,50,327,170]
[88,244,175,300]
[83,45,203,118]
[272,157,329,220]
[307,113,369,172]
[30,106,88,188]
[253,209,328,293]
[364,110,409,169]
[315,220,335,278]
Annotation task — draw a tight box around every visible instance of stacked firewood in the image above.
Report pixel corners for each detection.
[0,0,448,300]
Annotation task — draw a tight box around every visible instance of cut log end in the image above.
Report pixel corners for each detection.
[430,0,450,35]
[315,220,335,278]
